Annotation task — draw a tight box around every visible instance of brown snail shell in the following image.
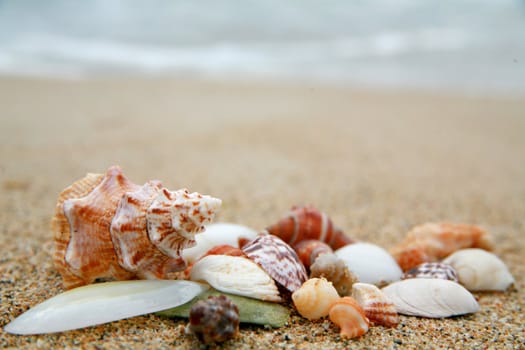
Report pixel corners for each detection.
[52,165,222,289]
[293,239,333,270]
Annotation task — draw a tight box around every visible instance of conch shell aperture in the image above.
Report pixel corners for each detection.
[52,165,222,289]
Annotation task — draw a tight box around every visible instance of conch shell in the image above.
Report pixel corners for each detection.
[291,278,340,320]
[265,205,353,250]
[328,296,369,339]
[390,223,493,271]
[52,166,222,289]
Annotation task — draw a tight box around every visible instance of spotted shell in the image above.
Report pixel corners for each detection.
[291,278,340,320]
[328,297,369,339]
[351,283,399,328]
[309,252,358,296]
[242,234,308,293]
[293,239,333,270]
[52,165,222,289]
[265,205,353,250]
[390,223,494,271]
[402,262,459,282]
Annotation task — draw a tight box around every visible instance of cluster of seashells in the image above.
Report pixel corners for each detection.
[51,167,515,342]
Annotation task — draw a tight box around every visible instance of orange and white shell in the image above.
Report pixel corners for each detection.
[293,239,333,270]
[328,296,369,339]
[52,165,222,289]
[265,205,353,250]
[309,252,358,296]
[390,223,493,271]
[351,282,399,328]
[291,278,340,320]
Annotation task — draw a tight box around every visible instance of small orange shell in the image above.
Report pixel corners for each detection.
[390,223,493,271]
[265,205,353,250]
[329,296,369,339]
[351,282,399,328]
[293,239,333,269]
[291,278,340,320]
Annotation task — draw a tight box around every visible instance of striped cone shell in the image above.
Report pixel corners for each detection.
[403,262,459,282]
[265,205,353,250]
[351,282,399,328]
[242,234,308,293]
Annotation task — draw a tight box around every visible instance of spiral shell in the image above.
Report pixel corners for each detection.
[188,295,240,344]
[390,223,493,271]
[309,252,358,296]
[402,262,459,282]
[265,205,353,250]
[328,297,369,339]
[291,278,340,320]
[52,165,222,289]
[351,283,399,328]
[242,234,308,293]
[293,239,333,269]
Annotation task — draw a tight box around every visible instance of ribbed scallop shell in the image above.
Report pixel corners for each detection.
[189,254,282,302]
[390,223,494,271]
[52,165,222,289]
[291,278,340,320]
[293,239,333,269]
[309,252,358,296]
[242,234,307,293]
[382,278,480,318]
[402,262,458,282]
[328,297,369,339]
[265,205,353,250]
[443,248,514,291]
[351,282,399,328]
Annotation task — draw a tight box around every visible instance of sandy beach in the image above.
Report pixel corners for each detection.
[0,76,524,349]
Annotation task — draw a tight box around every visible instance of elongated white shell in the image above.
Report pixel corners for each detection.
[182,223,257,264]
[189,254,282,302]
[443,248,514,291]
[4,280,208,335]
[382,278,479,318]
[335,243,402,286]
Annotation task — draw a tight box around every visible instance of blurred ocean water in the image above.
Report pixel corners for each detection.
[0,0,524,94]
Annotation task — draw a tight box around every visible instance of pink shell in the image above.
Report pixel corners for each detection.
[52,165,222,289]
[242,234,308,293]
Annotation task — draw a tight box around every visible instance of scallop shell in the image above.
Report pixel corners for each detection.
[293,239,333,269]
[291,278,340,320]
[335,242,402,287]
[351,282,399,328]
[52,165,222,289]
[382,278,480,318]
[309,252,358,296]
[182,223,258,264]
[242,234,308,293]
[402,262,458,282]
[265,205,353,250]
[189,254,282,302]
[328,297,369,339]
[390,223,494,271]
[443,248,514,291]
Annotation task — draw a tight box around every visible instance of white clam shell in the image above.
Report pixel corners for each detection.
[182,223,257,264]
[382,278,479,318]
[189,254,282,302]
[4,280,208,335]
[335,242,402,286]
[443,248,514,291]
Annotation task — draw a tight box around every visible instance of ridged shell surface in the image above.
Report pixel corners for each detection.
[309,252,358,296]
[189,254,282,302]
[242,234,307,293]
[443,248,514,291]
[335,242,402,286]
[265,205,353,250]
[402,262,458,282]
[351,282,399,328]
[328,297,369,339]
[390,223,493,271]
[291,278,340,320]
[52,165,222,289]
[382,278,480,318]
[182,223,258,264]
